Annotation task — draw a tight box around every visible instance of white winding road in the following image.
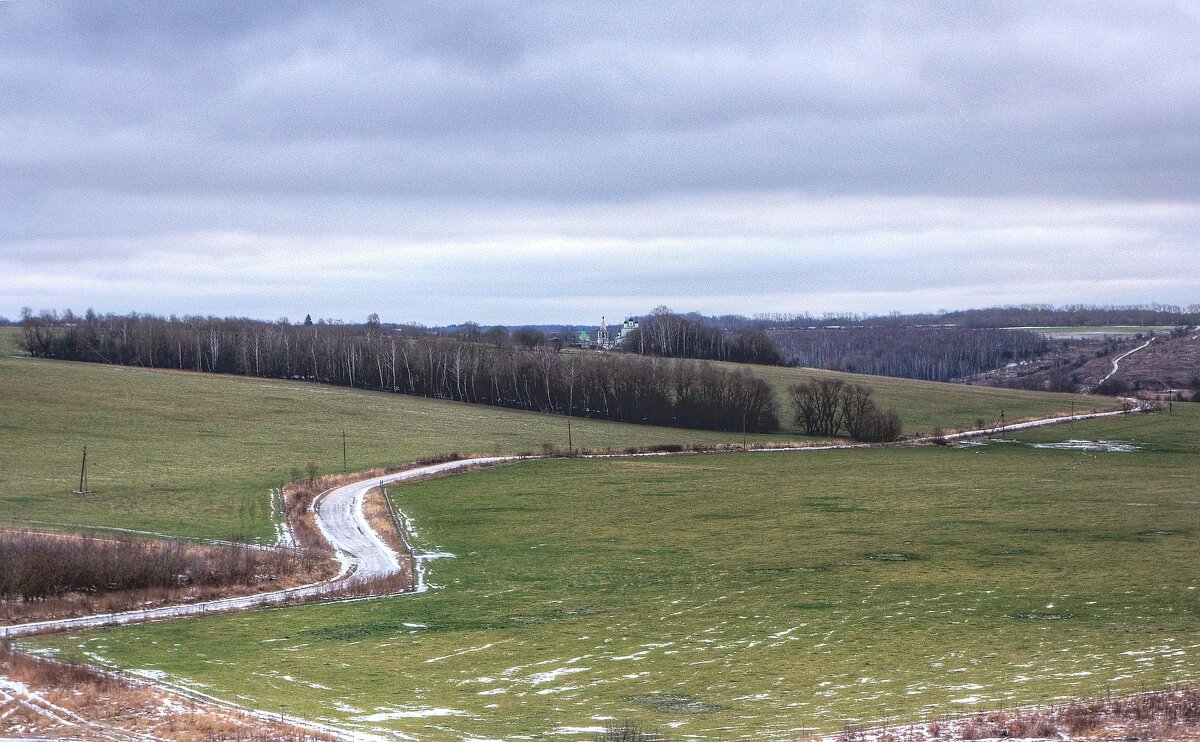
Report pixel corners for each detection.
[1096,336,1154,387]
[1,457,515,639]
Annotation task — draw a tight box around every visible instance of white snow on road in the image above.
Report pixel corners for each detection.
[1,456,518,639]
[1097,337,1154,386]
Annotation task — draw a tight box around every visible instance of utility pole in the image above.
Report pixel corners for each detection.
[566,360,576,454]
[74,445,92,495]
[742,409,748,451]
[342,428,348,473]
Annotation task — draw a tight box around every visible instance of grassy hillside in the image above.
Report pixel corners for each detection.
[0,342,1118,540]
[709,359,1121,435]
[0,355,794,541]
[0,326,19,356]
[34,407,1200,737]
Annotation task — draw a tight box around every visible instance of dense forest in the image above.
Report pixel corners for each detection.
[613,305,1195,383]
[757,304,1200,329]
[767,326,1047,381]
[17,310,780,434]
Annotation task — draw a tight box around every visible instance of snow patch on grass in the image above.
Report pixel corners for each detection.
[355,706,469,721]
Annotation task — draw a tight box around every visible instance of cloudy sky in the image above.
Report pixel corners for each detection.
[3,1,1198,324]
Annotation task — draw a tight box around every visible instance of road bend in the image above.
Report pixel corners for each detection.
[1,456,516,639]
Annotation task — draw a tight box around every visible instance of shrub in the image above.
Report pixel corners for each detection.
[0,530,310,602]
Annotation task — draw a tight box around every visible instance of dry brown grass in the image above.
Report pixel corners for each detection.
[363,486,409,559]
[0,642,336,740]
[0,529,331,625]
[829,687,1200,741]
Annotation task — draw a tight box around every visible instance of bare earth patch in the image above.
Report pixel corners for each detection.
[0,643,334,740]
[825,688,1200,741]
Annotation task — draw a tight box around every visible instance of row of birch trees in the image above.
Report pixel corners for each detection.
[18,310,781,433]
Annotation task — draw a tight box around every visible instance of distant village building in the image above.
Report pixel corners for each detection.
[572,316,637,350]
[596,317,611,349]
[616,317,639,344]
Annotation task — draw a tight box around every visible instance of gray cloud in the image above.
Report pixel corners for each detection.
[1,1,1198,322]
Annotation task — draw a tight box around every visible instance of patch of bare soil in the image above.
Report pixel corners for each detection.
[0,643,335,740]
[960,335,1141,392]
[963,329,1200,396]
[1104,331,1200,391]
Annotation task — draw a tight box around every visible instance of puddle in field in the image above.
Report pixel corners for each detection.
[961,438,1141,452]
[354,706,470,721]
[1030,440,1140,452]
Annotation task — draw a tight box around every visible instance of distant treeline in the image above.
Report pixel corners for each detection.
[758,303,1200,329]
[623,307,782,365]
[18,310,780,433]
[907,304,1200,329]
[768,326,1047,381]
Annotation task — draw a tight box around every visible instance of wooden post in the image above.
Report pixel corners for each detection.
[74,445,92,495]
[342,428,348,472]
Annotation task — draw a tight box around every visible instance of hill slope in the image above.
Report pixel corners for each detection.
[1,341,1117,540]
[705,358,1120,435]
[0,355,792,541]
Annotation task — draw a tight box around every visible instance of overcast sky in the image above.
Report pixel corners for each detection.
[3,1,1198,324]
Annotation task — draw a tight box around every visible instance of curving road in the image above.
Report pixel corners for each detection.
[314,456,516,581]
[1096,336,1154,387]
[1,457,516,639]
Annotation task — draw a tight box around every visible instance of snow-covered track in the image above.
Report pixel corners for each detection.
[1,457,516,639]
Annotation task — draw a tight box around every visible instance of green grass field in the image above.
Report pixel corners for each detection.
[0,341,1114,541]
[31,406,1199,738]
[0,327,19,355]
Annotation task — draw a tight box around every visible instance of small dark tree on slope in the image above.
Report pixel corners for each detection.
[789,379,901,441]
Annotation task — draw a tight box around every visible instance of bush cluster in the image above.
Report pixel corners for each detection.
[0,530,308,601]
